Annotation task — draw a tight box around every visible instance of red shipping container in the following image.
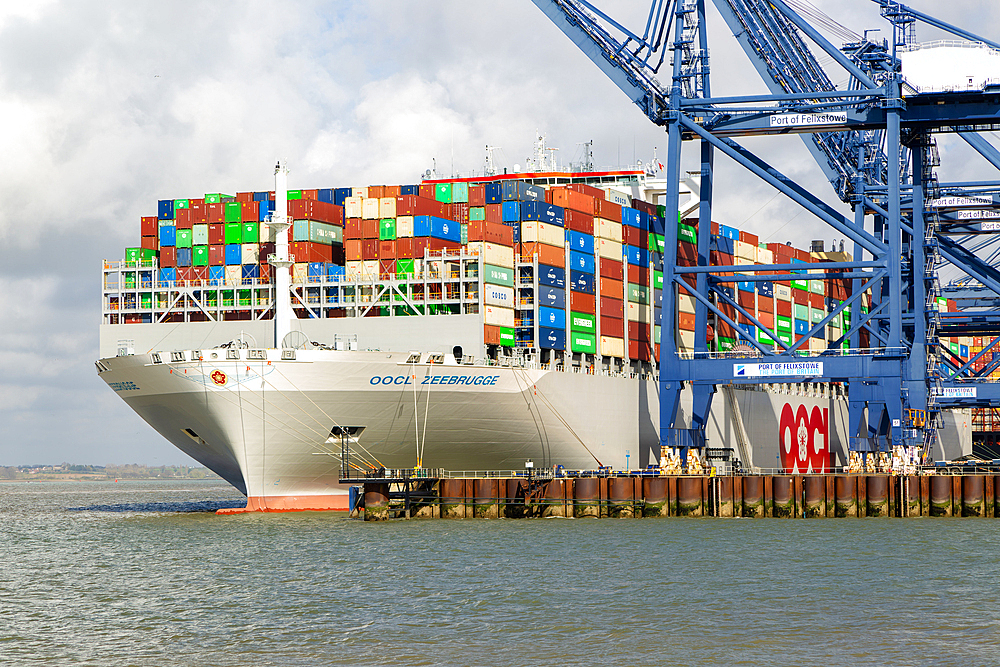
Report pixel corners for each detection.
[240,200,260,222]
[600,277,623,297]
[594,198,622,222]
[301,189,319,201]
[776,299,792,317]
[207,203,225,223]
[469,185,485,207]
[709,250,734,268]
[412,237,430,258]
[739,230,758,245]
[189,204,208,224]
[629,321,650,342]
[258,263,271,282]
[259,242,275,259]
[361,239,378,260]
[428,238,461,251]
[570,291,596,315]
[174,209,193,230]
[758,297,774,314]
[485,203,503,224]
[292,241,334,263]
[678,242,697,264]
[209,245,225,266]
[550,188,595,215]
[793,288,809,305]
[209,224,225,245]
[188,198,206,207]
[176,267,194,282]
[344,218,362,240]
[394,237,414,259]
[567,183,604,198]
[379,259,395,279]
[398,194,449,217]
[601,315,624,338]
[418,184,436,200]
[711,221,719,236]
[520,242,564,267]
[468,221,514,246]
[289,199,344,225]
[809,293,824,309]
[236,192,253,203]
[345,240,363,261]
[624,225,643,248]
[564,210,594,235]
[629,339,652,362]
[160,247,177,267]
[600,297,624,319]
[757,311,774,329]
[140,216,158,236]
[361,219,379,239]
[450,202,470,224]
[794,248,811,262]
[141,236,158,251]
[484,324,508,346]
[379,240,396,259]
[678,312,696,331]
[191,266,209,282]
[738,291,755,309]
[627,264,649,286]
[600,257,623,280]
[632,199,657,216]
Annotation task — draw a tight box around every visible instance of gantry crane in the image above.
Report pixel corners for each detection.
[531,0,1000,462]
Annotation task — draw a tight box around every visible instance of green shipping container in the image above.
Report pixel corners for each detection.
[778,332,793,345]
[649,233,665,254]
[176,229,193,248]
[498,326,516,347]
[469,207,486,221]
[396,259,415,276]
[570,311,596,333]
[461,224,468,245]
[205,193,223,204]
[950,342,960,354]
[174,199,189,210]
[791,278,809,290]
[451,182,469,203]
[241,222,259,244]
[225,222,243,245]
[757,329,776,344]
[777,315,793,331]
[379,218,396,240]
[809,279,824,295]
[627,283,648,304]
[434,183,452,204]
[678,223,696,245]
[653,270,663,290]
[140,293,152,309]
[124,272,136,288]
[287,190,303,200]
[193,246,209,266]
[717,336,736,351]
[654,325,661,342]
[225,202,242,222]
[483,264,514,287]
[810,307,824,324]
[570,331,598,354]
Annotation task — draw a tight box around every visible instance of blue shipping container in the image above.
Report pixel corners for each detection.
[158,268,176,284]
[317,188,334,203]
[569,250,595,274]
[738,281,754,292]
[538,285,566,309]
[538,264,566,289]
[652,253,663,270]
[570,270,595,294]
[654,305,662,324]
[242,264,260,280]
[503,221,521,243]
[334,187,353,205]
[159,225,176,247]
[539,306,567,329]
[652,289,663,307]
[759,281,774,297]
[538,326,566,351]
[720,225,739,241]
[176,247,192,267]
[637,210,651,231]
[622,207,640,228]
[158,199,174,221]
[568,230,595,254]
[326,263,345,279]
[719,285,736,299]
[625,245,648,267]
[308,262,324,278]
[225,244,242,265]
[399,184,419,196]
[253,192,270,202]
[501,201,520,222]
[208,266,225,284]
[258,199,275,222]
[519,200,564,226]
[794,319,809,335]
[649,214,665,236]
[502,180,545,202]
[484,182,502,204]
[961,345,969,357]
[711,235,734,255]
[413,215,461,242]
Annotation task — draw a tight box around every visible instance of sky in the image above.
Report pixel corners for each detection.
[0,0,997,466]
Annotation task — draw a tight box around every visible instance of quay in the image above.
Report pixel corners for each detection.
[347,471,1000,521]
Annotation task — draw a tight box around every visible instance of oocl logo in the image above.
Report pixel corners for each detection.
[210,370,227,386]
[778,403,828,473]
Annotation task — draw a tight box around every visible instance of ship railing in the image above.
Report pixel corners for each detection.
[683,347,908,360]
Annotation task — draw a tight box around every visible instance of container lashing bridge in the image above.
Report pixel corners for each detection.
[532,0,1000,465]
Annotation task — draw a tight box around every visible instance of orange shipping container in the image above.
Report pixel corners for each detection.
[550,188,596,215]
[600,277,623,297]
[595,198,622,222]
[678,312,696,331]
[570,291,596,314]
[344,240,362,261]
[520,242,564,267]
[469,185,486,207]
[379,240,396,259]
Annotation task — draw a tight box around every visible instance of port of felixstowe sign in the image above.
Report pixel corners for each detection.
[768,112,847,128]
[733,362,823,378]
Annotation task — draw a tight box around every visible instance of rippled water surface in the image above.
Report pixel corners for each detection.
[2,480,1000,666]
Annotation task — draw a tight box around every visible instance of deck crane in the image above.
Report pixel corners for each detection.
[531,0,1000,466]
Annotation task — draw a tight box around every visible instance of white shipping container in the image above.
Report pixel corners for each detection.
[676,329,695,350]
[775,283,791,300]
[483,305,515,327]
[396,216,414,238]
[600,335,625,358]
[678,293,696,314]
[225,265,242,286]
[757,247,773,264]
[241,243,260,264]
[597,217,623,242]
[483,284,515,308]
[598,238,623,261]
[603,188,632,207]
[467,241,515,269]
[345,260,364,279]
[735,241,757,263]
[809,337,825,351]
[351,187,368,198]
[379,197,397,219]
[362,259,379,278]
[521,220,564,247]
[344,196,363,219]
[362,197,381,220]
[627,301,650,323]
[292,263,308,284]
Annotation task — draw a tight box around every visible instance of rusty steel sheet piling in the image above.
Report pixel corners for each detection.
[866,476,889,517]
[930,476,954,517]
[642,477,669,517]
[676,477,704,516]
[573,477,601,518]
[742,476,764,518]
[962,476,985,517]
[803,476,826,518]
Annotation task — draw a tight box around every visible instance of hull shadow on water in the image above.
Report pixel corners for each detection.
[66,500,245,513]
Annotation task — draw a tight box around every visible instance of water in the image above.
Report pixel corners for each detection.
[2,481,999,666]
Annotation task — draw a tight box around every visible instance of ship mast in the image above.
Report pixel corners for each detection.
[269,162,293,348]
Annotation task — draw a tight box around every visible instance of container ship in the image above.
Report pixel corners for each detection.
[96,147,971,511]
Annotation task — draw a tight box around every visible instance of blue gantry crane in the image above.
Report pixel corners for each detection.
[531,0,1000,463]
